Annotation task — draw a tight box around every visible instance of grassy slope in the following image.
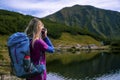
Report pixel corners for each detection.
[52,33,101,47]
[0,33,101,50]
[0,33,101,61]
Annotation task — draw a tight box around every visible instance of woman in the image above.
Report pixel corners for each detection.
[25,18,54,80]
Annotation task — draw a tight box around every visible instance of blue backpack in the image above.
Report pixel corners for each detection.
[7,32,45,78]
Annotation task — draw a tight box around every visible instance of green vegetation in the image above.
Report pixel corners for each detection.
[0,10,32,34]
[46,51,99,65]
[0,9,105,41]
[42,19,104,40]
[0,35,10,61]
[45,5,120,40]
[52,33,101,47]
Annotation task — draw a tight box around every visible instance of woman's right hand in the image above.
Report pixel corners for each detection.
[42,28,47,39]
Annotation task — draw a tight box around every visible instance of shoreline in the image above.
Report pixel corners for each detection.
[55,45,110,52]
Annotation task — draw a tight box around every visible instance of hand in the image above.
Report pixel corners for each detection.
[36,64,46,73]
[42,28,47,39]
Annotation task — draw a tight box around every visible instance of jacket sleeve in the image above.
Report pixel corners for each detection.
[43,37,55,53]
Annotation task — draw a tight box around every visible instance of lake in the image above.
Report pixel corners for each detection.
[0,50,120,80]
[46,50,120,80]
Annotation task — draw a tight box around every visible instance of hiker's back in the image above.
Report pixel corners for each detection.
[7,32,30,77]
[7,32,45,78]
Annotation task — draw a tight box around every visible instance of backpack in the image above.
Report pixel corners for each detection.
[7,32,45,78]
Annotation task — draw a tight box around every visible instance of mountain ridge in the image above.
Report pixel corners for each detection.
[0,5,120,41]
[45,5,120,40]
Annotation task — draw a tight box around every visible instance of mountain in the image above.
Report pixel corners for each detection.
[45,5,120,40]
[0,9,84,39]
[0,9,102,48]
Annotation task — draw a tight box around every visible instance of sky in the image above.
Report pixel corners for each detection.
[0,0,120,18]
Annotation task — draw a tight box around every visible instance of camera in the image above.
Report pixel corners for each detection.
[41,28,47,35]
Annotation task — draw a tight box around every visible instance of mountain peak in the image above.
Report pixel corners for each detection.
[45,5,120,39]
[72,4,94,8]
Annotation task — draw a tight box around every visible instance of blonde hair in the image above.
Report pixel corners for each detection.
[25,18,44,47]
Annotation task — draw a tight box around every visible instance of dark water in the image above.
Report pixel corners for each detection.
[46,51,120,80]
[0,51,120,80]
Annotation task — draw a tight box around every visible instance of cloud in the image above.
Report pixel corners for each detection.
[0,0,120,18]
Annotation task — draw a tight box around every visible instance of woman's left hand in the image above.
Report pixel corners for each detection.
[42,28,47,39]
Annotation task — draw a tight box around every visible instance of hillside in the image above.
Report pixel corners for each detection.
[45,5,120,40]
[0,9,103,40]
[52,33,101,47]
[0,9,33,34]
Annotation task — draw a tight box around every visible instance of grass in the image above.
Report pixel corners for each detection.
[0,35,10,62]
[0,35,8,50]
[46,51,99,65]
[52,33,101,47]
[0,32,101,50]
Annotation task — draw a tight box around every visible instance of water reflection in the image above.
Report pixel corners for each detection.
[95,69,120,80]
[47,51,120,80]
[47,73,65,80]
[47,70,120,80]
